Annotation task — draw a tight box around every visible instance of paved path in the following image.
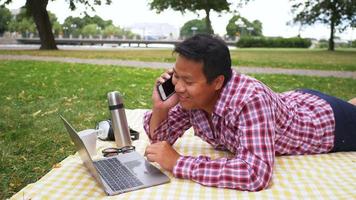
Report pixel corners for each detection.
[0,54,355,79]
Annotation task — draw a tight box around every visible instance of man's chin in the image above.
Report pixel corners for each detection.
[179,102,195,110]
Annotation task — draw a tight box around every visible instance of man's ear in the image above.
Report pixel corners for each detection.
[213,75,225,90]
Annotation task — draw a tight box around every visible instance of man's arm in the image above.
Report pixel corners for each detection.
[143,105,191,144]
[172,96,275,191]
[148,106,170,138]
[144,69,193,171]
[144,106,192,172]
[147,69,179,139]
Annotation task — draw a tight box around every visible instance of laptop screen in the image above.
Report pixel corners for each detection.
[59,115,105,186]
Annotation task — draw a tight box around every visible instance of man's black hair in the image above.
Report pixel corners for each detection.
[173,34,232,86]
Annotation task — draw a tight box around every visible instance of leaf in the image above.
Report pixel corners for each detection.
[58,147,64,153]
[40,108,58,117]
[18,90,25,99]
[52,163,62,168]
[32,167,41,172]
[139,101,147,106]
[41,128,49,132]
[32,110,42,117]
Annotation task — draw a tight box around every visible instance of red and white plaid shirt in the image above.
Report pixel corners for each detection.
[143,70,335,191]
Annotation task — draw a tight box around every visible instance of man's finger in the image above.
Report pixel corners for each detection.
[145,153,157,162]
[167,68,174,74]
[156,77,165,85]
[144,146,152,156]
[144,144,159,156]
[162,73,171,80]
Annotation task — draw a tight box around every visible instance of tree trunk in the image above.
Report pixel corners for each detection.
[328,5,337,51]
[204,9,214,35]
[26,0,58,50]
[328,19,335,51]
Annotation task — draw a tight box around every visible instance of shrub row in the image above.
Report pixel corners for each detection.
[351,40,356,48]
[316,39,356,48]
[236,37,312,48]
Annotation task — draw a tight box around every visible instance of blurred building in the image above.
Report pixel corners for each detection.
[127,23,179,40]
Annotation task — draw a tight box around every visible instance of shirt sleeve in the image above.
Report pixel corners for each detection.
[172,95,275,191]
[143,104,192,144]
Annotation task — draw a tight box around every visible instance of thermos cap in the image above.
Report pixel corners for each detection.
[107,91,123,107]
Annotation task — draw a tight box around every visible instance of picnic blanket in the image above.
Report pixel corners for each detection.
[11,109,356,200]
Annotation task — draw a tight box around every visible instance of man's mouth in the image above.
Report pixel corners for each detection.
[177,94,189,102]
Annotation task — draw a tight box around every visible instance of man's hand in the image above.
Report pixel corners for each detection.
[144,141,180,172]
[152,68,179,110]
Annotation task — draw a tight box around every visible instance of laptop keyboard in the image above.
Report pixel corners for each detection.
[94,158,144,192]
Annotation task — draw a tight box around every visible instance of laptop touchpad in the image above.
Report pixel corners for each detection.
[124,160,142,174]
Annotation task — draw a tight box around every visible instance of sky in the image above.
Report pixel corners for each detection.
[3,0,356,41]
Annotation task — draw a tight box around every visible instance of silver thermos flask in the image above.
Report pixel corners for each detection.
[107,91,132,148]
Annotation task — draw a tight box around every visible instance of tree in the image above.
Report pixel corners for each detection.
[8,8,60,38]
[48,12,61,37]
[2,0,112,50]
[81,23,101,38]
[149,0,231,34]
[63,15,112,38]
[251,20,263,36]
[82,15,113,30]
[119,28,137,39]
[180,19,208,38]
[226,15,263,39]
[63,16,85,30]
[291,0,356,51]
[63,16,84,37]
[25,0,58,49]
[102,25,137,39]
[0,6,12,36]
[352,40,356,48]
[62,15,137,39]
[102,25,118,38]
[8,7,37,37]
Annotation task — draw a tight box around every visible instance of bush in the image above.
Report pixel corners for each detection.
[236,37,312,48]
[351,40,356,48]
[316,39,353,49]
[316,40,329,48]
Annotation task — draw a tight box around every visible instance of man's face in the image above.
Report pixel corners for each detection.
[172,55,223,112]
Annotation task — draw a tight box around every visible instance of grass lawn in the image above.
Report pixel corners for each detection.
[1,60,356,199]
[0,48,355,71]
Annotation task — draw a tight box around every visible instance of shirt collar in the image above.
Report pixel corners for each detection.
[212,70,240,117]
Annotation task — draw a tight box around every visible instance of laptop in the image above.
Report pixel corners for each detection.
[60,115,170,196]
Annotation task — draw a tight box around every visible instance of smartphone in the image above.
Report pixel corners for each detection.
[157,76,175,101]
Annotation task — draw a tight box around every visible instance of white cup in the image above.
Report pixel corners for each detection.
[78,129,99,157]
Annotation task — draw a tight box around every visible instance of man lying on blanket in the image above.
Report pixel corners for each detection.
[144,34,356,191]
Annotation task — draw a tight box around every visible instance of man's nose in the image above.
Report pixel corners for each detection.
[175,80,185,93]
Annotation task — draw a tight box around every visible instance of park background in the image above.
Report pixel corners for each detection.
[0,0,355,199]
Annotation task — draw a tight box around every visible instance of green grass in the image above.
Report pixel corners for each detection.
[0,60,161,199]
[0,48,355,71]
[1,60,356,199]
[230,48,356,71]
